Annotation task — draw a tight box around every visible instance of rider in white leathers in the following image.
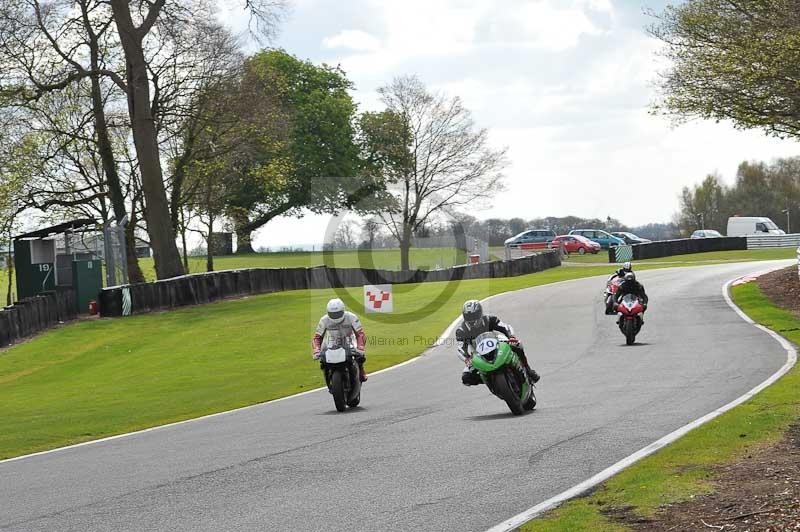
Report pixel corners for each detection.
[312,298,368,382]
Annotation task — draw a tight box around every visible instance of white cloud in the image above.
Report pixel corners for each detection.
[323,30,381,51]
[484,1,607,52]
[216,0,800,247]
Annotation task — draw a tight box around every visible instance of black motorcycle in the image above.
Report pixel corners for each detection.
[319,341,363,412]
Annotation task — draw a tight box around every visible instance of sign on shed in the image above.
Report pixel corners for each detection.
[364,284,393,313]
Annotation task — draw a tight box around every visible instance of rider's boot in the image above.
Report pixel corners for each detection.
[358,363,368,382]
[515,348,541,384]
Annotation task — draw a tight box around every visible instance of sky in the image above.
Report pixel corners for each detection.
[217,0,800,249]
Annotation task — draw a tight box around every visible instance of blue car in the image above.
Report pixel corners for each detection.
[504,229,556,249]
[568,229,625,249]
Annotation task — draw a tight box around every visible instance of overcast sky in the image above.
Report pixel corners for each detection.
[218,0,799,248]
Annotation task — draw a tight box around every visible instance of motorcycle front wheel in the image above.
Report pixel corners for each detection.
[491,370,525,415]
[624,319,636,345]
[347,391,361,408]
[330,370,347,412]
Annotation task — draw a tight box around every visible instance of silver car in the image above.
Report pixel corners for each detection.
[690,229,723,238]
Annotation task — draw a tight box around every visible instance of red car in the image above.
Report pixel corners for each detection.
[549,234,601,255]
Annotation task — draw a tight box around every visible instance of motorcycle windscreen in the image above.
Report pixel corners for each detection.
[473,331,508,354]
[325,347,347,364]
[621,294,638,306]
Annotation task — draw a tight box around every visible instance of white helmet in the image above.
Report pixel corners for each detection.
[623,261,632,271]
[326,298,345,324]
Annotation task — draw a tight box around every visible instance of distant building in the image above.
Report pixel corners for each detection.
[210,232,234,256]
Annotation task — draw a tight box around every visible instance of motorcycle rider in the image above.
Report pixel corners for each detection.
[312,298,368,382]
[605,261,633,314]
[456,300,540,386]
[614,272,649,317]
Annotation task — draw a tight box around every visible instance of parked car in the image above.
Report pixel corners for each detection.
[611,231,651,245]
[726,216,785,237]
[690,229,723,238]
[550,235,601,255]
[504,229,556,249]
[568,229,625,249]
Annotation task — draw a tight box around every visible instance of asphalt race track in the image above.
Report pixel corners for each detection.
[1,261,793,532]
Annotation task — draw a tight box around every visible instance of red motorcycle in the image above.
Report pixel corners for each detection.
[604,277,624,315]
[616,293,645,345]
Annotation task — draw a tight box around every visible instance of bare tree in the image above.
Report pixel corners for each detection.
[365,75,507,269]
[361,218,381,248]
[333,220,358,249]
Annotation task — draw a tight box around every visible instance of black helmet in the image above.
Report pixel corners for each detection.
[462,300,483,328]
[624,272,636,282]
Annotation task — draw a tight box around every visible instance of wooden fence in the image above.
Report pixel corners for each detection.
[0,290,77,348]
[99,252,562,317]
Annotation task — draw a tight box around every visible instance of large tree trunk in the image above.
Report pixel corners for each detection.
[110,0,184,280]
[6,240,14,306]
[87,22,144,284]
[180,209,189,271]
[235,226,254,254]
[400,224,412,270]
[229,209,255,254]
[124,212,146,283]
[206,222,215,272]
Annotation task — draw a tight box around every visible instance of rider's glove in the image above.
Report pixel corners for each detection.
[508,335,519,346]
[312,350,321,360]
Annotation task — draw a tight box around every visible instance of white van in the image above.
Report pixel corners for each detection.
[726,216,786,237]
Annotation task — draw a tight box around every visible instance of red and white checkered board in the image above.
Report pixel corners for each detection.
[363,284,393,313]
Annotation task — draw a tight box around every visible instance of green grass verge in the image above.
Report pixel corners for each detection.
[522,280,800,532]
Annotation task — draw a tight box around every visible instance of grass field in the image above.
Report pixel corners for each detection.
[138,248,467,281]
[522,280,800,531]
[0,248,465,303]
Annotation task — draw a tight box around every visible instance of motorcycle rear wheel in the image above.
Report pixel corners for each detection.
[331,370,347,412]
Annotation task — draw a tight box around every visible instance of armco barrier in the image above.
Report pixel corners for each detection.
[608,237,747,262]
[99,252,561,317]
[0,289,77,348]
[746,234,800,249]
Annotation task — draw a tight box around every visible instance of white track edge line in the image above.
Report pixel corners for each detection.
[485,266,797,532]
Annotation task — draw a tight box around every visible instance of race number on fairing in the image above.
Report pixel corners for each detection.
[476,337,498,355]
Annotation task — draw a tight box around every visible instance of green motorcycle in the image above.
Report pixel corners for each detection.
[470,332,536,415]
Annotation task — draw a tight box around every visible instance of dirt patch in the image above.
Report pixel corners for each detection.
[603,425,800,530]
[758,266,800,317]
